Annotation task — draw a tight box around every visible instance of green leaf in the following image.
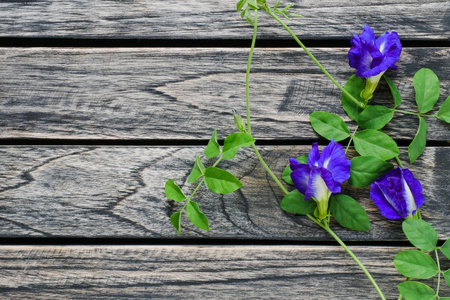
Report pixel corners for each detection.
[349,156,394,187]
[444,269,450,287]
[244,8,253,26]
[237,0,246,11]
[408,117,428,164]
[414,68,440,113]
[441,238,450,259]
[309,112,350,141]
[330,194,370,231]
[398,282,435,300]
[204,129,220,158]
[402,219,437,252]
[384,75,402,108]
[282,155,308,185]
[170,212,182,234]
[280,190,316,215]
[394,250,438,279]
[341,75,365,121]
[222,133,255,160]
[353,129,399,160]
[187,155,206,183]
[186,201,209,231]
[437,95,450,123]
[246,0,258,9]
[165,179,186,202]
[204,167,242,194]
[357,105,394,130]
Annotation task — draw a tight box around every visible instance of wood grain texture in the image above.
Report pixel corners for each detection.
[0,47,449,141]
[0,0,448,40]
[0,146,448,240]
[0,245,449,299]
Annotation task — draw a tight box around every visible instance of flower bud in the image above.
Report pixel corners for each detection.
[232,109,247,133]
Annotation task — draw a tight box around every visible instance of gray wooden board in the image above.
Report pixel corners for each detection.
[0,145,448,240]
[0,47,449,141]
[0,245,449,299]
[0,0,448,40]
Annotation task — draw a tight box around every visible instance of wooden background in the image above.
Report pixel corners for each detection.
[0,0,449,299]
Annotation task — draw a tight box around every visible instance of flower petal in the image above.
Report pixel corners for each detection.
[401,168,425,215]
[360,25,376,43]
[348,34,361,69]
[289,157,302,171]
[291,164,310,196]
[318,139,351,185]
[305,166,333,202]
[370,180,404,220]
[307,143,320,167]
[357,41,382,77]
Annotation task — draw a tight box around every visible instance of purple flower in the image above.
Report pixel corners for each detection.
[370,167,424,220]
[289,140,351,219]
[348,25,402,100]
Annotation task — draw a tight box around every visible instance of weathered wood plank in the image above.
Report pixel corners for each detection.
[0,146,448,240]
[0,245,448,299]
[0,0,448,39]
[0,47,449,141]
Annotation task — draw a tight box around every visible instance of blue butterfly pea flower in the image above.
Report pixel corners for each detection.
[370,167,424,220]
[289,139,351,219]
[348,25,402,100]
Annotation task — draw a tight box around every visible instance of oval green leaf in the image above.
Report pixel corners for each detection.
[186,201,209,231]
[204,129,220,158]
[187,155,206,183]
[357,105,394,130]
[441,239,450,259]
[204,167,242,194]
[398,282,435,300]
[437,95,450,123]
[280,189,316,215]
[165,179,186,202]
[282,155,308,185]
[353,129,399,160]
[349,156,394,187]
[444,269,450,287]
[170,211,182,234]
[414,68,440,113]
[384,75,402,108]
[408,117,428,164]
[402,219,437,252]
[341,75,365,121]
[309,112,350,141]
[222,133,255,160]
[330,194,370,231]
[394,250,438,279]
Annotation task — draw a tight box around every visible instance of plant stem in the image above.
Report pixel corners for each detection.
[251,144,289,195]
[264,8,364,109]
[435,249,441,298]
[345,125,359,154]
[395,156,404,168]
[306,214,387,300]
[393,109,438,118]
[246,9,258,136]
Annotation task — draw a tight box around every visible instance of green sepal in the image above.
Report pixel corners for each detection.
[402,219,437,252]
[204,167,242,194]
[282,155,308,185]
[280,190,316,215]
[440,238,450,259]
[414,68,440,113]
[165,179,186,202]
[309,112,350,141]
[186,201,210,231]
[353,129,399,160]
[384,75,402,108]
[222,133,255,160]
[341,75,365,121]
[204,129,220,158]
[187,155,206,183]
[349,156,394,188]
[170,212,182,234]
[437,95,450,123]
[330,194,370,231]
[408,117,428,164]
[357,105,394,130]
[397,282,435,300]
[394,250,438,279]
